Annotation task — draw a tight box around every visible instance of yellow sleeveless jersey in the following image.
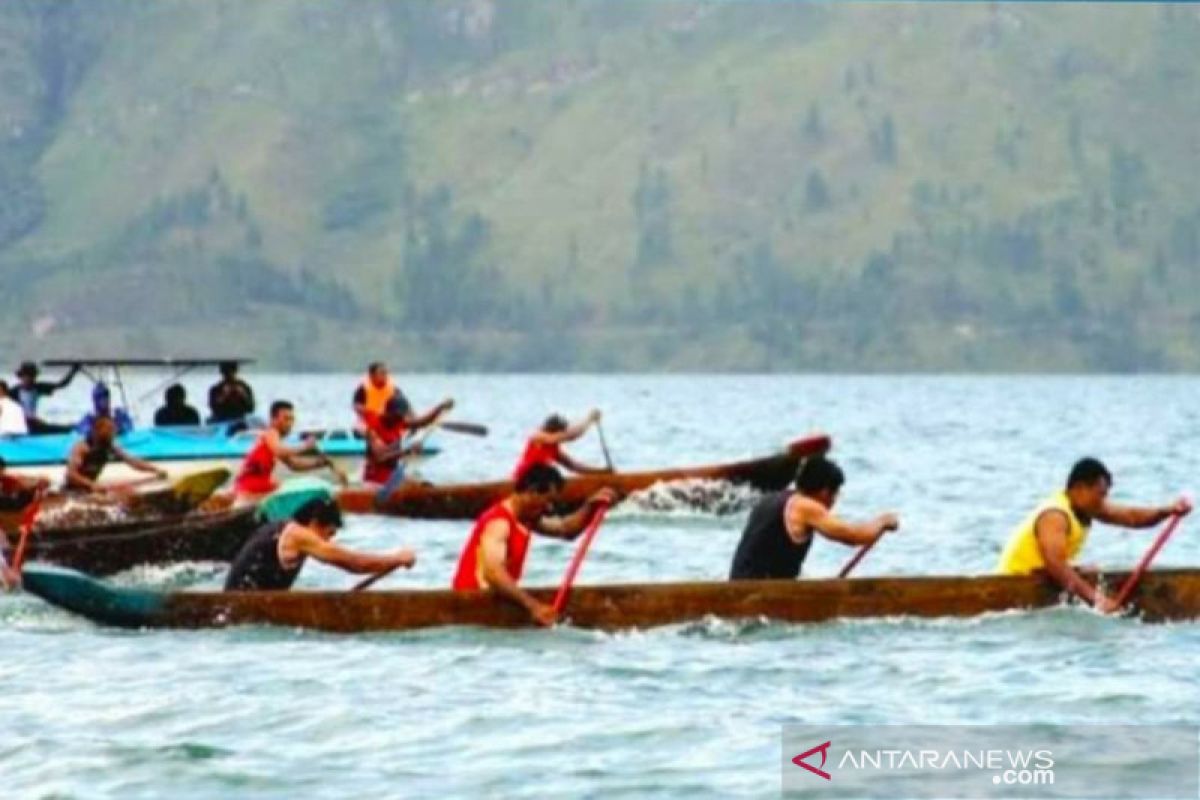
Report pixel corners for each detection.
[997,491,1090,575]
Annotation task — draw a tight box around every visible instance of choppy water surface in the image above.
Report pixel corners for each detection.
[3,375,1199,798]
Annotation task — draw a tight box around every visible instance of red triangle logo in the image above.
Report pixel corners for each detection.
[792,740,832,781]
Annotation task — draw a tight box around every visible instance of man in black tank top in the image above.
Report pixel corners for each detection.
[225,497,418,591]
[63,417,166,493]
[730,455,900,580]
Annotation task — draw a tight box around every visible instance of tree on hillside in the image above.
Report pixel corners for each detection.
[632,161,674,270]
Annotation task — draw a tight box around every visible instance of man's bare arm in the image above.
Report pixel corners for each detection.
[478,521,550,622]
[1034,510,1104,606]
[798,501,897,546]
[1095,498,1189,529]
[291,529,414,574]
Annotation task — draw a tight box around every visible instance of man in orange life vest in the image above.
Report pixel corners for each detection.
[352,362,401,429]
[363,395,454,485]
[452,463,617,626]
[513,409,611,483]
[234,400,347,500]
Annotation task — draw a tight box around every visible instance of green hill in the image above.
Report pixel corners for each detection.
[1,1,1198,370]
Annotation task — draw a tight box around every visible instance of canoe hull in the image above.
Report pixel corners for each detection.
[8,508,260,576]
[337,433,832,519]
[20,568,1200,632]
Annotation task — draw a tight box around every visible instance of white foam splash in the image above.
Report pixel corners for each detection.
[35,499,127,529]
[110,561,225,590]
[614,479,762,518]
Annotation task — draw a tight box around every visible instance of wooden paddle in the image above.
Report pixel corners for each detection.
[596,420,615,472]
[838,534,886,579]
[351,563,401,592]
[439,421,488,437]
[309,441,350,488]
[1112,512,1187,608]
[372,411,449,504]
[552,501,612,616]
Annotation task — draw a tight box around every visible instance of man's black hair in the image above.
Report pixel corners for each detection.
[542,414,568,434]
[1066,457,1112,489]
[270,400,294,418]
[165,383,186,403]
[368,362,385,375]
[219,361,238,376]
[293,497,343,528]
[516,462,565,495]
[794,455,845,494]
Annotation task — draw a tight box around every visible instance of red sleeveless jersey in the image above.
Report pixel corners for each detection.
[235,433,278,495]
[451,501,531,591]
[363,418,407,483]
[512,438,560,482]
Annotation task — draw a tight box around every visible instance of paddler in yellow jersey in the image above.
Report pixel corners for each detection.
[997,457,1191,613]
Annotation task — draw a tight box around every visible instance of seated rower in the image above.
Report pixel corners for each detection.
[512,409,610,483]
[76,382,134,437]
[233,400,348,501]
[997,457,1191,613]
[64,417,167,494]
[224,497,416,591]
[452,463,616,626]
[0,456,49,512]
[154,384,201,427]
[363,395,454,486]
[729,455,899,580]
[14,361,80,435]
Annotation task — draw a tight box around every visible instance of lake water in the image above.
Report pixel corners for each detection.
[2,374,1198,798]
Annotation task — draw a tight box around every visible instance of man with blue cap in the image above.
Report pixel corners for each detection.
[76,382,134,437]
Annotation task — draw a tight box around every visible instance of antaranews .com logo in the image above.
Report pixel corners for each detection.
[781,725,1198,799]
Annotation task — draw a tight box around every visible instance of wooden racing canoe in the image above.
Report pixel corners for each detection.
[18,566,1200,632]
[337,433,832,519]
[0,467,231,535]
[7,506,260,577]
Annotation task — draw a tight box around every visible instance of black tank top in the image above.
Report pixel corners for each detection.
[224,521,305,591]
[729,491,813,580]
[80,439,112,481]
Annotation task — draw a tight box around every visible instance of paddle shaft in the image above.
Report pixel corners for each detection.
[1112,513,1185,608]
[439,421,488,437]
[372,414,448,504]
[552,503,611,615]
[838,535,882,579]
[352,563,401,592]
[11,491,45,573]
[596,421,614,472]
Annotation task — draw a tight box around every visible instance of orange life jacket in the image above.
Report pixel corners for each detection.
[451,502,531,591]
[359,377,396,420]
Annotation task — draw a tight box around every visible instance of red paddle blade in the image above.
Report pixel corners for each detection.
[552,503,611,616]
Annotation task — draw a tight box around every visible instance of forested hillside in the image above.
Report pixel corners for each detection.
[1,1,1198,370]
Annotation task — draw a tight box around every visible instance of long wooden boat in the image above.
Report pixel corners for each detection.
[6,507,260,577]
[0,467,232,535]
[17,567,1200,631]
[337,433,832,519]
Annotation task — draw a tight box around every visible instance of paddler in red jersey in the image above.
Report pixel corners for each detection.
[512,409,611,483]
[363,394,454,485]
[452,463,616,626]
[234,400,347,501]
